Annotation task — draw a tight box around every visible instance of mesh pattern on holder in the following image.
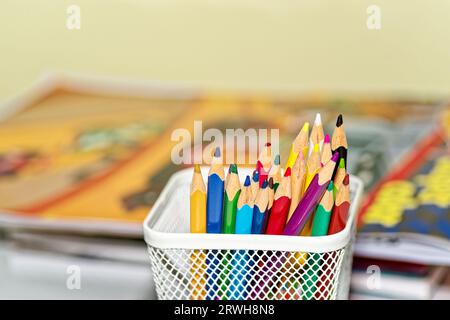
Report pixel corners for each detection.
[148,245,348,300]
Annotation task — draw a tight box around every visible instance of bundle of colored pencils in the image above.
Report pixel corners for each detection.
[189,113,351,300]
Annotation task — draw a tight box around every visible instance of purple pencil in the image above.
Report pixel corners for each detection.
[283,152,339,236]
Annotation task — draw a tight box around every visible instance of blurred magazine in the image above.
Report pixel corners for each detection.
[356,112,450,266]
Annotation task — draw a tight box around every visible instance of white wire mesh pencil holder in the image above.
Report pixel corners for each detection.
[144,167,364,300]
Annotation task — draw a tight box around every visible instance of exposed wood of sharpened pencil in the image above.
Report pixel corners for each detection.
[309,113,325,154]
[301,143,321,236]
[257,142,272,187]
[283,152,339,236]
[285,122,309,169]
[250,169,259,200]
[321,134,332,166]
[268,154,282,187]
[287,152,307,221]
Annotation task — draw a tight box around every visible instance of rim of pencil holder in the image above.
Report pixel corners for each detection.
[143,167,364,253]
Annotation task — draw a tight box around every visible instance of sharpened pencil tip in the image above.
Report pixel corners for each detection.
[261,179,268,188]
[327,181,334,191]
[331,152,339,162]
[336,114,343,127]
[274,154,280,165]
[229,163,238,174]
[214,147,221,157]
[265,142,271,147]
[268,177,274,188]
[244,175,251,186]
[338,158,345,168]
[252,170,259,182]
[314,113,322,125]
[343,174,350,185]
[324,134,330,143]
[313,143,320,153]
[302,122,310,132]
[284,167,291,177]
[194,164,201,173]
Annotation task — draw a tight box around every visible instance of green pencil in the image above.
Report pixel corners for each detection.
[223,164,241,233]
[219,164,241,299]
[312,181,334,236]
[302,181,334,299]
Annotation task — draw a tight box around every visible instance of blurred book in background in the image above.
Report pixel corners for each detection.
[352,109,450,300]
[350,257,448,300]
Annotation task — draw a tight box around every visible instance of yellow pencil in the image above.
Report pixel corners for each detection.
[190,164,207,299]
[191,164,206,233]
[301,143,321,236]
[285,122,310,169]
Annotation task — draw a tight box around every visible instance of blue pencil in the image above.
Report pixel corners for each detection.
[206,147,225,299]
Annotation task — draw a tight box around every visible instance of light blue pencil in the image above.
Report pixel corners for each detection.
[230,175,254,300]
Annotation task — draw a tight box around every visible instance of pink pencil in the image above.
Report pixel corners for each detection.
[283,152,339,236]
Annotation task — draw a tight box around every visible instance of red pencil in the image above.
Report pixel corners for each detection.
[265,168,292,235]
[328,174,350,234]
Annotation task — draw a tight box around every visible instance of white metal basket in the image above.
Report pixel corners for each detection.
[144,167,364,300]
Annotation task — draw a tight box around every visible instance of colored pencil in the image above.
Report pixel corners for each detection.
[267,177,275,214]
[235,176,254,234]
[190,164,207,299]
[222,164,241,234]
[333,158,346,198]
[251,179,269,234]
[190,164,206,233]
[218,164,241,299]
[320,134,332,167]
[305,143,321,191]
[285,122,310,169]
[283,152,339,236]
[288,152,307,221]
[206,147,225,233]
[266,167,292,235]
[311,181,334,236]
[331,114,348,174]
[309,113,325,155]
[250,169,259,200]
[257,142,272,187]
[268,154,282,191]
[206,147,225,300]
[320,175,349,300]
[328,174,350,234]
[230,175,254,300]
[302,182,334,300]
[301,143,321,236]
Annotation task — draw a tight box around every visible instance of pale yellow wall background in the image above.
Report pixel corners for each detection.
[1,0,449,101]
